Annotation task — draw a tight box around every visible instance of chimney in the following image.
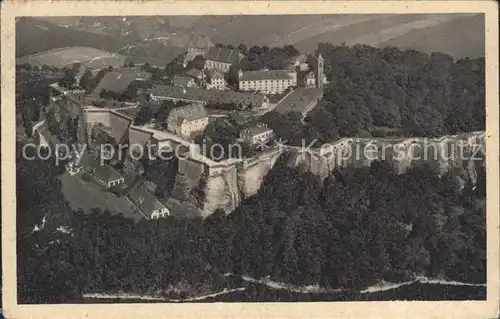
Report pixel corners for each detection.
[238,69,243,78]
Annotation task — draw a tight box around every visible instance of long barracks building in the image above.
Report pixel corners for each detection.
[150,84,270,109]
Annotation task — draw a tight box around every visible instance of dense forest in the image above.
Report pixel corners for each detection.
[262,44,485,146]
[17,144,486,303]
[16,41,486,303]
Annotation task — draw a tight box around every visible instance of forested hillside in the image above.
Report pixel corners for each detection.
[17,146,486,303]
[263,44,485,146]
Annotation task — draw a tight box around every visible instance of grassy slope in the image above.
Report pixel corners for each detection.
[18,14,484,67]
[291,14,484,58]
[16,47,127,68]
[184,13,484,58]
[15,17,128,57]
[380,14,485,58]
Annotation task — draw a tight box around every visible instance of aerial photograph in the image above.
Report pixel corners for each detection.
[15,14,486,303]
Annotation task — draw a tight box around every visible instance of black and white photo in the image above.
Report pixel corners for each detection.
[2,1,499,318]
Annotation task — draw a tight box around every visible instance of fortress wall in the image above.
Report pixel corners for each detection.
[237,150,282,198]
[84,110,111,127]
[202,165,241,217]
[128,127,153,151]
[108,111,133,142]
[178,157,206,189]
[82,109,485,219]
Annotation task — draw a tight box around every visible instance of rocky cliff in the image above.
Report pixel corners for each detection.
[186,131,486,217]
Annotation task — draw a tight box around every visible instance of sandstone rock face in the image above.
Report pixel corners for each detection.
[186,132,486,218]
[201,165,241,218]
[286,132,485,181]
[237,149,282,198]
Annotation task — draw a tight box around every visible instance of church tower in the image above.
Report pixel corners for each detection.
[317,53,324,89]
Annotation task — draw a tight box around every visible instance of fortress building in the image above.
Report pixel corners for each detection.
[240,124,274,146]
[238,69,297,95]
[166,103,209,139]
[150,84,269,109]
[204,47,243,72]
[183,35,214,67]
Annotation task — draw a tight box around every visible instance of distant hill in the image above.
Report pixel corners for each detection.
[18,13,484,64]
[166,13,483,59]
[17,17,193,66]
[16,47,127,68]
[380,14,484,58]
[15,17,129,57]
[292,13,484,58]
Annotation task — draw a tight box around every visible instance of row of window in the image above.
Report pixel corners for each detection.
[241,79,292,85]
[108,178,124,187]
[241,83,290,88]
[206,61,231,70]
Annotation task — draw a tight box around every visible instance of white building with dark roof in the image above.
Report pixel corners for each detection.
[128,184,170,219]
[77,151,125,188]
[238,69,297,94]
[240,123,274,146]
[305,71,316,87]
[204,47,242,72]
[166,103,209,139]
[205,69,226,90]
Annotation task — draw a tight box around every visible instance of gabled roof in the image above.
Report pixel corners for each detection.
[90,69,152,98]
[208,68,225,79]
[168,103,208,123]
[151,84,266,107]
[128,184,168,218]
[173,76,194,87]
[79,151,123,183]
[239,69,295,82]
[185,68,204,79]
[205,47,240,64]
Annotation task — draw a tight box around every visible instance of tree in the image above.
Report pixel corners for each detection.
[134,104,154,125]
[192,55,206,70]
[171,172,190,201]
[58,68,77,88]
[225,65,239,88]
[237,43,247,54]
[154,100,177,124]
[79,69,93,92]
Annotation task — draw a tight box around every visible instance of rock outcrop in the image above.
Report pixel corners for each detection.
[75,107,486,218]
[186,132,485,217]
